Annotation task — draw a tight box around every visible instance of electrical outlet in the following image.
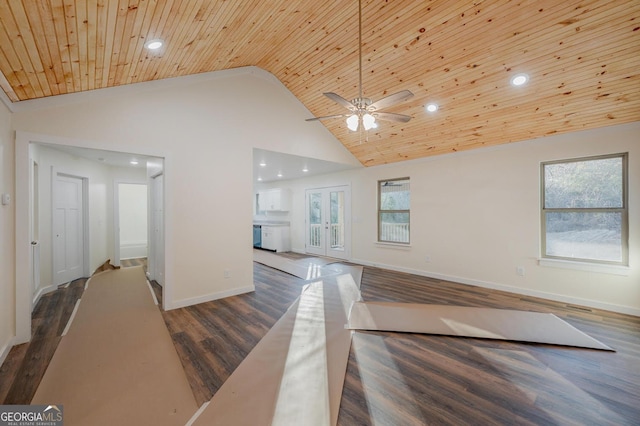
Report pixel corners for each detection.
[425,255,431,263]
[516,266,525,277]
[224,269,231,278]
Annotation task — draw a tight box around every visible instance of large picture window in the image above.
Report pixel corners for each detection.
[378,178,410,244]
[541,153,628,265]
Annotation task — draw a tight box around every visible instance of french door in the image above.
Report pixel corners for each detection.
[305,185,350,259]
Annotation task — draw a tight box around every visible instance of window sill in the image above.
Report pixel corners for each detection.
[538,258,630,276]
[375,241,412,250]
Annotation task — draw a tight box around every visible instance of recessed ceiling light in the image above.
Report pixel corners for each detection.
[130,160,139,165]
[511,73,529,86]
[145,39,164,50]
[302,167,308,172]
[277,172,283,178]
[426,103,438,113]
[257,177,262,181]
[259,162,266,167]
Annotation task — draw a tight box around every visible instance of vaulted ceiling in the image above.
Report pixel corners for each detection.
[1,0,638,166]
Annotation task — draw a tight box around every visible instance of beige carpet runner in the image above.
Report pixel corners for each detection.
[32,266,197,426]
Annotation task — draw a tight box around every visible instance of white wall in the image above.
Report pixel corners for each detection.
[118,183,148,259]
[30,145,149,292]
[0,100,15,363]
[278,122,640,315]
[12,67,359,312]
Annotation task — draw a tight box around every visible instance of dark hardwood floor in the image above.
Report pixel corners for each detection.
[2,255,639,425]
[0,277,86,404]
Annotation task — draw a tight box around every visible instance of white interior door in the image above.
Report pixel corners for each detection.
[305,185,350,259]
[53,174,85,285]
[149,174,165,286]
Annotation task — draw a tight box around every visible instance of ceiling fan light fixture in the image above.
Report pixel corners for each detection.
[362,113,376,130]
[346,114,359,131]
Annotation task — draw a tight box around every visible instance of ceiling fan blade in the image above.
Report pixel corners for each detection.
[323,92,356,111]
[305,114,348,122]
[375,111,412,123]
[368,90,414,111]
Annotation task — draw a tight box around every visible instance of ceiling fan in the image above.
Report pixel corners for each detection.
[306,0,414,132]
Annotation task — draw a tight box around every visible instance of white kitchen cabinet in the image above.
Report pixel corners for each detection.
[258,188,291,212]
[261,226,290,252]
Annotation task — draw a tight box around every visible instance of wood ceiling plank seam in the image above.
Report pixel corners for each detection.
[106,0,133,87]
[417,42,640,108]
[374,12,640,105]
[0,46,27,100]
[0,33,35,101]
[85,0,98,90]
[74,0,89,92]
[179,1,243,75]
[262,4,360,86]
[111,0,148,86]
[179,0,245,74]
[340,0,616,92]
[188,1,260,73]
[161,0,214,76]
[19,0,60,97]
[21,0,60,96]
[201,1,270,70]
[362,99,640,157]
[351,0,616,95]
[33,0,67,96]
[163,0,227,78]
[215,1,296,69]
[0,66,20,101]
[126,0,166,85]
[97,0,119,88]
[282,1,477,118]
[282,0,475,96]
[144,0,193,80]
[133,0,173,83]
[61,0,82,93]
[120,0,160,85]
[225,1,304,70]
[0,2,47,98]
[152,0,209,79]
[48,0,75,93]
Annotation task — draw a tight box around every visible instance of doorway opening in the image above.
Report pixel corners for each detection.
[114,182,148,266]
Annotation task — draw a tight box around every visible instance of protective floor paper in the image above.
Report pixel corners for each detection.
[253,249,343,280]
[192,271,362,426]
[347,301,613,351]
[32,266,198,425]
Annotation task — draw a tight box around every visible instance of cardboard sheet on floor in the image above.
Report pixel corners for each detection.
[347,301,613,351]
[253,249,343,280]
[32,266,198,425]
[192,271,362,426]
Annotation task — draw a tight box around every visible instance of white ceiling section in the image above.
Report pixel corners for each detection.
[40,143,160,169]
[253,148,359,183]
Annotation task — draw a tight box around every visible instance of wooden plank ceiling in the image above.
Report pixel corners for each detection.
[0,0,638,166]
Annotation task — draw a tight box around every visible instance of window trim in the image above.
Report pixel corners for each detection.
[378,177,410,244]
[540,152,629,266]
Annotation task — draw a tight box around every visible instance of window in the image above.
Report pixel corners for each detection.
[378,178,410,244]
[541,153,628,265]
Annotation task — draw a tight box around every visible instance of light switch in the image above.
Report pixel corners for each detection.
[1,193,10,205]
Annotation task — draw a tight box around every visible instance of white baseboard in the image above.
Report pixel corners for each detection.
[33,284,58,306]
[169,285,256,310]
[0,335,16,368]
[350,258,640,317]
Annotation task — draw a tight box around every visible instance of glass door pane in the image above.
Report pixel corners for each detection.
[329,191,344,250]
[308,191,323,249]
